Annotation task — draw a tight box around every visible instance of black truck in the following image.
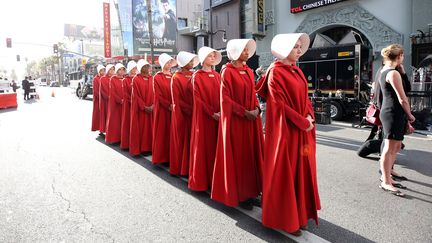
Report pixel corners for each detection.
[298,43,373,120]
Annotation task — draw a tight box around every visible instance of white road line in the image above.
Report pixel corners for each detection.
[143,157,330,243]
[316,137,360,148]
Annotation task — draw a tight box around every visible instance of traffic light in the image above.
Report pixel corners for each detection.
[6,38,12,48]
[53,44,58,54]
[16,55,20,62]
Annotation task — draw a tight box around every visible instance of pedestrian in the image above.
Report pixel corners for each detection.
[105,63,125,144]
[152,53,176,164]
[130,59,154,156]
[92,64,105,134]
[256,33,321,236]
[188,47,222,191]
[99,64,115,134]
[169,51,199,176]
[22,76,30,100]
[10,80,18,92]
[120,61,137,150]
[210,39,264,210]
[378,44,415,197]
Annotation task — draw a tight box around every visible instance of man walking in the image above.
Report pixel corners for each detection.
[21,77,30,100]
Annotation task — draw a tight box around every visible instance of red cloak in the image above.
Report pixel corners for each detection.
[257,61,321,233]
[169,70,194,176]
[188,70,221,191]
[152,72,172,164]
[105,75,123,144]
[99,75,110,133]
[129,74,154,156]
[211,64,264,206]
[120,75,133,149]
[91,75,101,131]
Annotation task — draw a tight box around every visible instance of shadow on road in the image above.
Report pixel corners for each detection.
[316,134,363,152]
[398,149,432,178]
[95,135,377,243]
[0,107,18,113]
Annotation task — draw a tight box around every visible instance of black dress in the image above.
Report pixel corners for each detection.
[379,69,406,141]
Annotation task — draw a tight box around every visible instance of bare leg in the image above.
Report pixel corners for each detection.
[380,139,401,191]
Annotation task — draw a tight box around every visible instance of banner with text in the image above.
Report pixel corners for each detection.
[103,2,111,58]
[291,0,347,14]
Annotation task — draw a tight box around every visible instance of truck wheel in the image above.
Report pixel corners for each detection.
[76,87,82,98]
[330,101,344,120]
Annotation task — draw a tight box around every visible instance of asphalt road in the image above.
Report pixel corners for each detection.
[0,87,431,242]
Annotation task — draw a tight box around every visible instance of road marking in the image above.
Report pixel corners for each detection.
[142,156,330,243]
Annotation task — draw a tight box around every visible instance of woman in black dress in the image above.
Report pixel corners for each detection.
[379,44,415,197]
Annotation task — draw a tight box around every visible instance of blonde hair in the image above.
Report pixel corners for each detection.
[381,44,404,61]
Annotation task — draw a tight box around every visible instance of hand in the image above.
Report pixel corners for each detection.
[244,110,256,120]
[305,115,315,132]
[212,112,220,121]
[169,104,173,111]
[407,113,415,123]
[144,105,153,113]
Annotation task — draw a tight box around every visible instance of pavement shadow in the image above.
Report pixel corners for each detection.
[397,149,432,178]
[94,136,292,242]
[316,134,363,152]
[95,135,377,243]
[0,107,18,113]
[316,124,344,132]
[307,218,374,243]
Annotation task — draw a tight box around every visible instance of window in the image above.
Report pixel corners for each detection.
[177,17,188,29]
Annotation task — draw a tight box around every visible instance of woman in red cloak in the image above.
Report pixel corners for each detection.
[105,63,125,144]
[188,47,222,191]
[169,51,199,176]
[256,33,321,236]
[152,53,177,164]
[99,64,114,134]
[129,59,153,156]
[120,61,137,150]
[91,64,105,133]
[211,39,264,209]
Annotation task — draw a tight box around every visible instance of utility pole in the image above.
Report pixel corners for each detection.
[146,0,155,65]
[208,0,213,48]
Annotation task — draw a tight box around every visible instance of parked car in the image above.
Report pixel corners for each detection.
[50,81,60,87]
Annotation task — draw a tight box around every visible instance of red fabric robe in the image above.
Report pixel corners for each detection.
[256,61,321,233]
[188,70,221,191]
[99,75,111,133]
[129,74,154,156]
[120,75,133,149]
[91,75,101,131]
[169,70,194,176]
[211,64,264,206]
[105,75,123,144]
[152,72,172,164]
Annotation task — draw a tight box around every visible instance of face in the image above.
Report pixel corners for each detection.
[117,68,126,77]
[204,52,216,66]
[238,47,249,62]
[162,2,169,12]
[108,67,115,76]
[129,67,137,76]
[164,59,176,71]
[141,65,150,75]
[286,39,303,63]
[99,69,106,76]
[183,59,195,70]
[397,53,404,64]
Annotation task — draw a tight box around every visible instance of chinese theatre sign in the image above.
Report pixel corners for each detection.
[291,0,347,13]
[103,2,111,58]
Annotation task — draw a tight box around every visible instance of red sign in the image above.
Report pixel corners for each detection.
[103,2,111,58]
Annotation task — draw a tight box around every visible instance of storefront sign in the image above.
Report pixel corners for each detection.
[291,0,347,13]
[338,51,353,57]
[253,0,265,36]
[103,2,111,58]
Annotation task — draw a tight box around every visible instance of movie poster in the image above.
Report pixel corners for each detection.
[132,0,177,55]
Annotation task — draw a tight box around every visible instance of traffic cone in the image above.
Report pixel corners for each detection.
[51,89,55,97]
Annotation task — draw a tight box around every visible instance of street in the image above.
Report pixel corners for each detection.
[1,87,431,243]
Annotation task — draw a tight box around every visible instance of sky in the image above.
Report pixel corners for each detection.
[0,0,106,79]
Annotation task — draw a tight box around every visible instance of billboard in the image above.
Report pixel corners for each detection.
[291,0,347,14]
[103,2,111,58]
[64,24,104,40]
[132,0,177,55]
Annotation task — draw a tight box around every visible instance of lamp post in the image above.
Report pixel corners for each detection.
[146,0,155,65]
